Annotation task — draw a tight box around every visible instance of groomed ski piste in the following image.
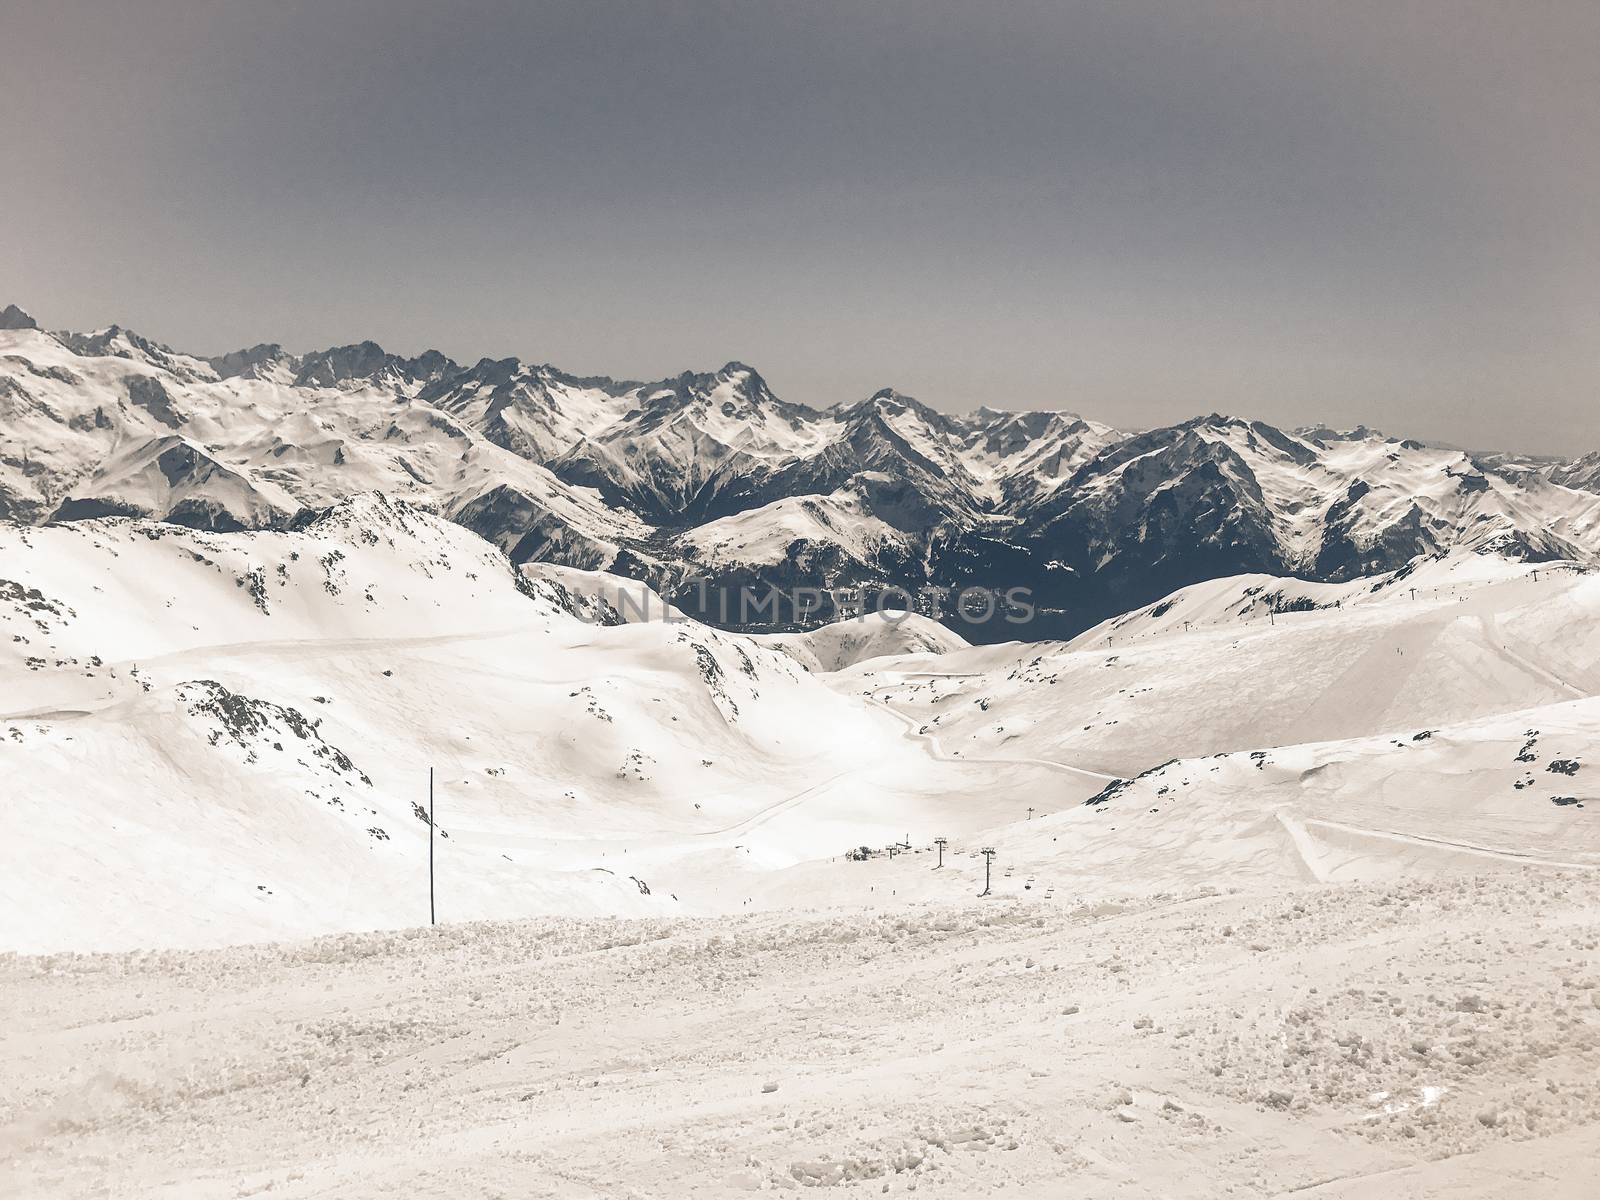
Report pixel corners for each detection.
[4,498,1599,1197]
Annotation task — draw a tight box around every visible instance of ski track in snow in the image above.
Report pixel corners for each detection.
[680,770,858,839]
[1299,817,1600,872]
[1477,611,1589,699]
[870,675,1124,783]
[1276,616,1453,747]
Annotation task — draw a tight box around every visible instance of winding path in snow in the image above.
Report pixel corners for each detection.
[1476,611,1590,699]
[863,669,1123,784]
[1287,814,1600,874]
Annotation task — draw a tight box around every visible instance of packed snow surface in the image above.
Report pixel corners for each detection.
[6,876,1599,1198]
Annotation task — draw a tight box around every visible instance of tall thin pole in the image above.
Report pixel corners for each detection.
[428,767,436,926]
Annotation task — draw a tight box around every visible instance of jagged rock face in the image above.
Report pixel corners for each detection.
[667,539,931,629]
[1548,451,1600,495]
[207,343,293,381]
[293,342,458,389]
[0,304,38,331]
[553,423,773,524]
[1316,498,1439,581]
[4,306,1600,642]
[545,364,833,523]
[424,360,602,464]
[878,430,1253,638]
[768,391,982,517]
[1000,423,1289,626]
[126,374,185,427]
[449,482,625,569]
[1030,462,1283,633]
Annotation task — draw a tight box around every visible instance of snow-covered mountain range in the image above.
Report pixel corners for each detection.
[5,303,1599,639]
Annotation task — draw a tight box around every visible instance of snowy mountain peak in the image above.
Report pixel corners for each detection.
[1547,450,1600,495]
[293,341,459,390]
[56,323,185,368]
[640,361,778,411]
[1297,423,1392,445]
[0,303,38,330]
[856,386,943,418]
[207,342,295,381]
[48,322,219,384]
[828,389,971,452]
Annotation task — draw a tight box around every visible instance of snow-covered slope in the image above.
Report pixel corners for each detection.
[753,611,970,672]
[1051,696,1599,887]
[752,694,1600,917]
[841,555,1599,775]
[0,497,978,951]
[12,502,1593,954]
[13,869,1600,1200]
[518,562,969,670]
[1548,449,1600,494]
[51,434,300,530]
[679,488,904,564]
[10,540,1598,1191]
[7,489,1600,1200]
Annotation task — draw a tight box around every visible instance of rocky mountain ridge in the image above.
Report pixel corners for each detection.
[4,304,1598,639]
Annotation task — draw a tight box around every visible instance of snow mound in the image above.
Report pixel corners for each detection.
[755,612,971,672]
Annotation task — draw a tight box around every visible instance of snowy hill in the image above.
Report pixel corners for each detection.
[0,497,970,951]
[842,554,1599,773]
[753,610,971,672]
[8,491,1595,954]
[52,433,300,530]
[9,526,1598,1196]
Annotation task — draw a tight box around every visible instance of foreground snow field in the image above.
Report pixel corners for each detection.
[6,872,1598,1198]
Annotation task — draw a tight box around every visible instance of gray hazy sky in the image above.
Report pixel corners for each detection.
[5,1,1598,453]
